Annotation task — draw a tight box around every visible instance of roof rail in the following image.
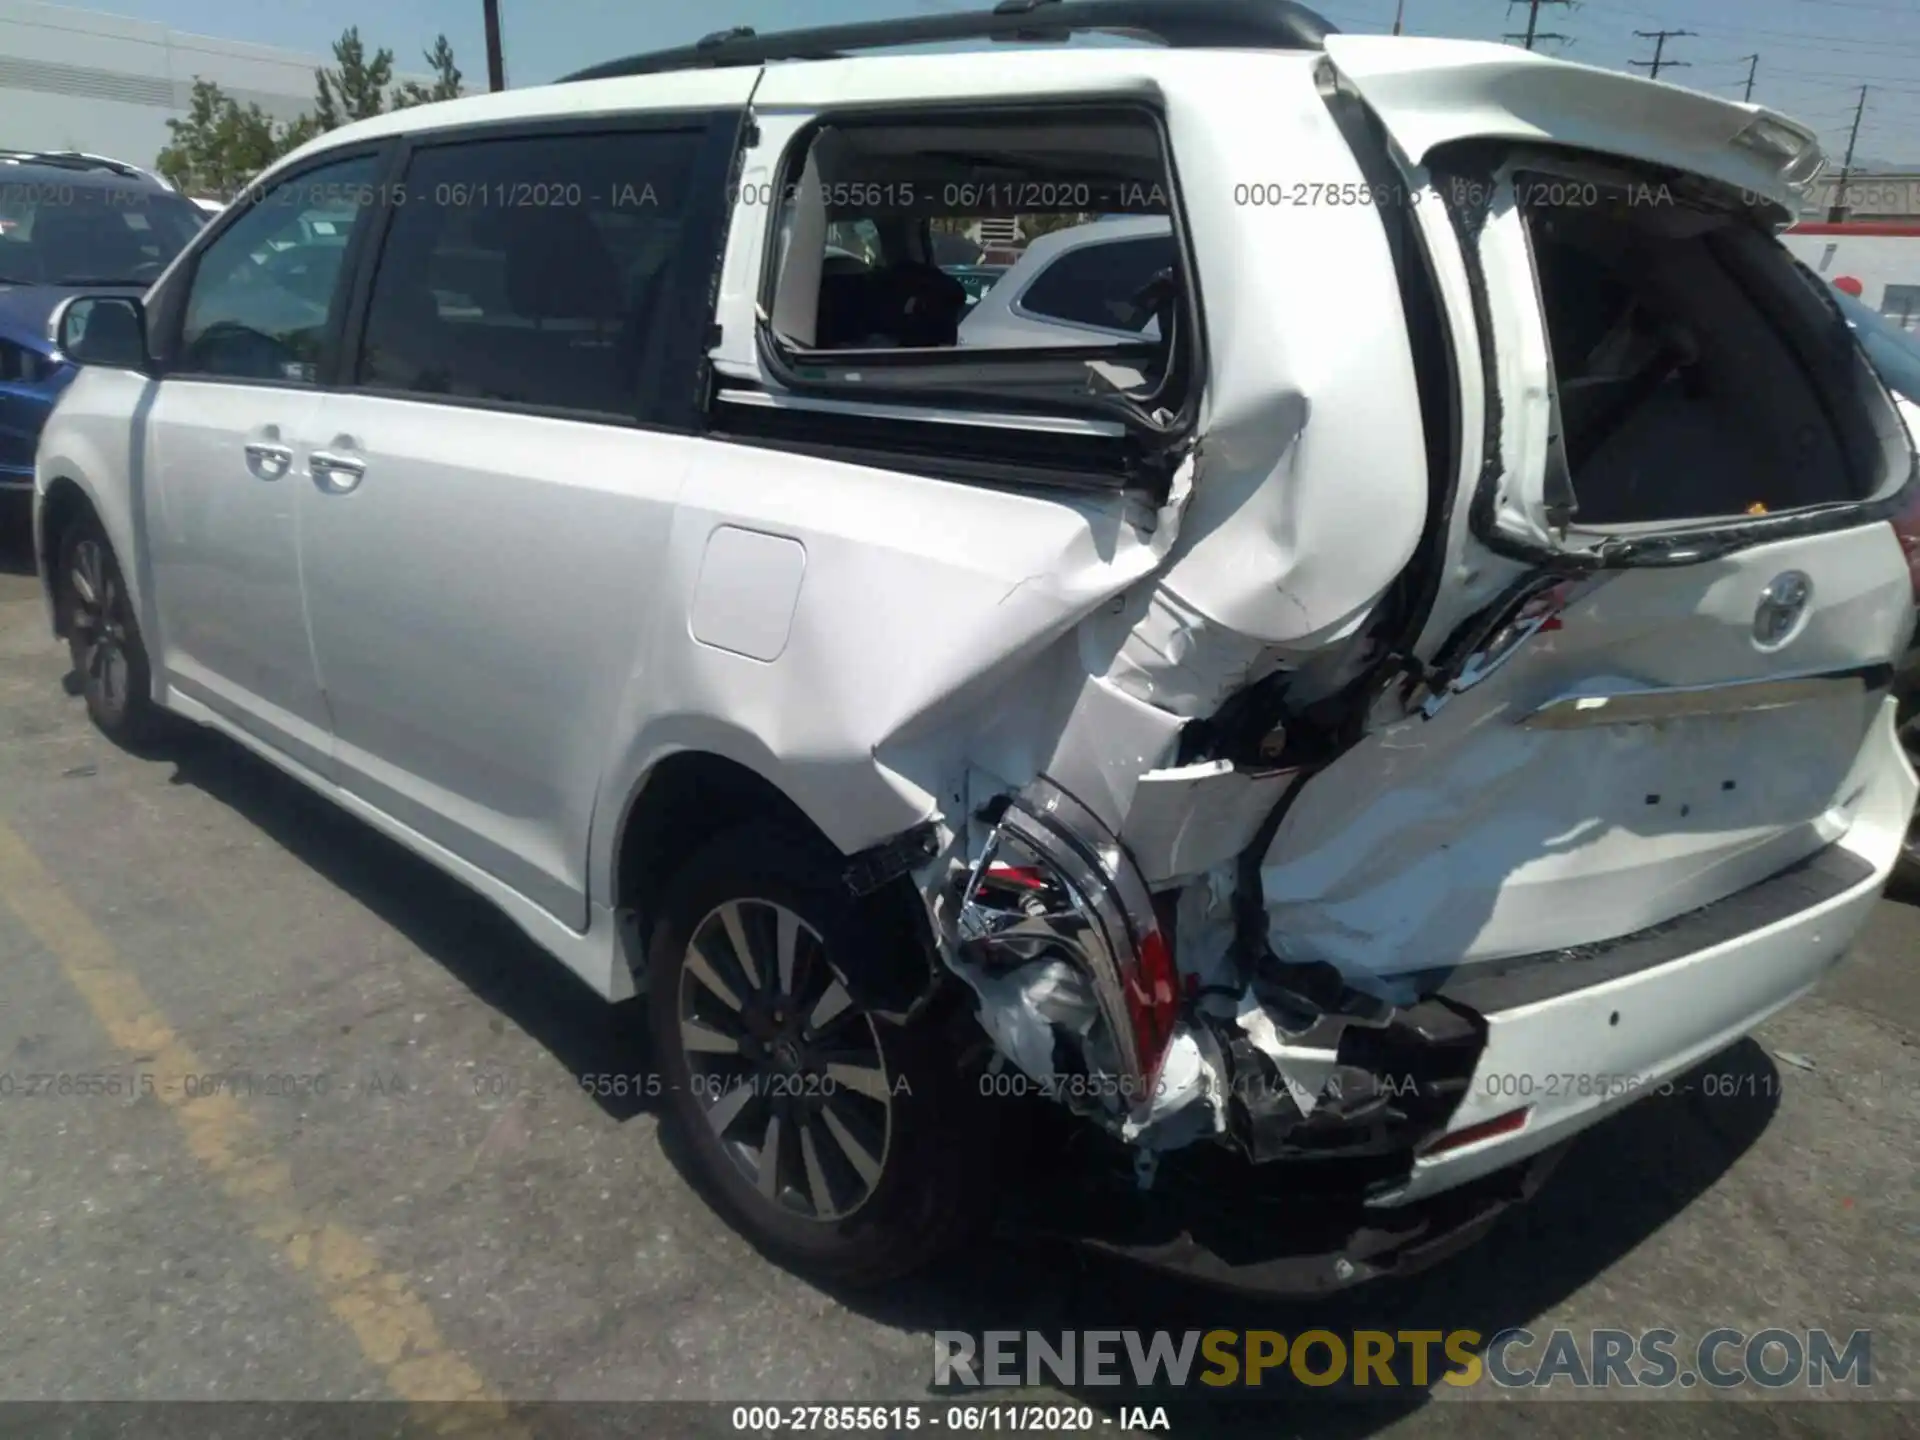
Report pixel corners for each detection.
[560,0,1339,83]
[0,150,169,185]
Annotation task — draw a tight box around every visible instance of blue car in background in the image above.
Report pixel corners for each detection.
[0,154,204,491]
[1831,282,1920,405]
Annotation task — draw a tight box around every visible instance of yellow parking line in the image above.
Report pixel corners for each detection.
[0,817,517,1430]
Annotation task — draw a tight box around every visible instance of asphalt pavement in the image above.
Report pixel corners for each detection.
[0,496,1914,1439]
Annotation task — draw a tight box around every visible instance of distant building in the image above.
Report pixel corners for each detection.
[0,0,431,172]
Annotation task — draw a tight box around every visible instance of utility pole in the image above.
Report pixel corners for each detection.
[1503,0,1572,51]
[1630,28,1695,82]
[1740,53,1759,103]
[1392,0,1406,35]
[1829,84,1870,223]
[483,0,506,92]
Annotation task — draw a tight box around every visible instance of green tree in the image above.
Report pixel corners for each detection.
[313,26,395,129]
[278,113,325,152]
[155,78,309,198]
[157,30,464,195]
[391,35,463,109]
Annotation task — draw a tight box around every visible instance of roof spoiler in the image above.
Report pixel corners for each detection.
[560,0,1339,84]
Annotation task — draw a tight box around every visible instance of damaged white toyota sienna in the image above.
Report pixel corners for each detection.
[34,0,1920,1293]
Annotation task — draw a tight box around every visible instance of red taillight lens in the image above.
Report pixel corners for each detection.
[1421,1105,1532,1158]
[1123,928,1180,1088]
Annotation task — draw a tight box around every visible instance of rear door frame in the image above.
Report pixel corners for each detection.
[295,104,750,932]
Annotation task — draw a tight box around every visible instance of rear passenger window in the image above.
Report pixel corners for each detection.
[1018,236,1176,335]
[356,130,697,420]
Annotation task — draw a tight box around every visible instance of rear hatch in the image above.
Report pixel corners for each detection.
[1256,39,1920,979]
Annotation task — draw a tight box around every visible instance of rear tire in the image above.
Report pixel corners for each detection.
[646,822,992,1286]
[56,515,163,748]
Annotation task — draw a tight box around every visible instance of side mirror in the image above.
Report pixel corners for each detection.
[53,295,151,373]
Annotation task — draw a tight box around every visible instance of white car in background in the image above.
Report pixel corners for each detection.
[957,214,1172,347]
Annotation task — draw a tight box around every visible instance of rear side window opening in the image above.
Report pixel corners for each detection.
[746,104,1196,462]
[1514,161,1913,535]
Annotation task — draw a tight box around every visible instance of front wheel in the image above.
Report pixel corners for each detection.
[646,823,991,1285]
[57,516,162,747]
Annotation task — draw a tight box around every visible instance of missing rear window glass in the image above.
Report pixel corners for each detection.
[758,106,1188,427]
[1521,173,1903,529]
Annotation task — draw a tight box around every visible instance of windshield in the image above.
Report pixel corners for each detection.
[0,184,204,286]
[1832,284,1920,405]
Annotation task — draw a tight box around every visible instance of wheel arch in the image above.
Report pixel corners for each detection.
[608,748,946,1017]
[612,748,841,935]
[36,474,102,635]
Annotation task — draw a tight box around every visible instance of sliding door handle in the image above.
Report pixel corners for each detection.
[310,450,367,494]
[242,440,293,479]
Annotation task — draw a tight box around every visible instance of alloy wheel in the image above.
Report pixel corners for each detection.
[676,898,893,1221]
[68,537,132,714]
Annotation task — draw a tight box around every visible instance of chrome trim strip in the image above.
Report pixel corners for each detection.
[1519,664,1891,730]
[714,387,1128,437]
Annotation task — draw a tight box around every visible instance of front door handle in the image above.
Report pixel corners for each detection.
[243,440,293,480]
[310,450,366,494]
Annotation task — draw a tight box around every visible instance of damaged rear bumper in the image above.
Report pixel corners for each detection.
[1099,1156,1562,1297]
[1012,816,1888,1294]
[1021,1123,1569,1297]
[951,700,1908,1288]
[1373,692,1910,1205]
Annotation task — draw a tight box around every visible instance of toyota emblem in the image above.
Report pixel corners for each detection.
[1753,570,1813,649]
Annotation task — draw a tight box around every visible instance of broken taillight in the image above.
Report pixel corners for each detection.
[1124,929,1180,1089]
[956,778,1178,1111]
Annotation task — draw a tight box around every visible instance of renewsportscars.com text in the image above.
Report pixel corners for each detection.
[933,1328,1873,1391]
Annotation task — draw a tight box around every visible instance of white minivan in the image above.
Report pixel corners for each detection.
[33,0,1920,1293]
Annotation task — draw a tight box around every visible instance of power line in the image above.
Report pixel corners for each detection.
[1503,0,1574,50]
[1791,0,1920,11]
[1744,65,1920,89]
[1582,2,1920,54]
[1630,28,1695,80]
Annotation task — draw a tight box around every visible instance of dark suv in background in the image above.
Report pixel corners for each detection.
[0,153,205,494]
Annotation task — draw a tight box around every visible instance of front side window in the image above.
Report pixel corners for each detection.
[1017,234,1175,336]
[177,154,380,383]
[355,129,697,420]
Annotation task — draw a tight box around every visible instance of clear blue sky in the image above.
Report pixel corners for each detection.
[52,0,1920,163]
